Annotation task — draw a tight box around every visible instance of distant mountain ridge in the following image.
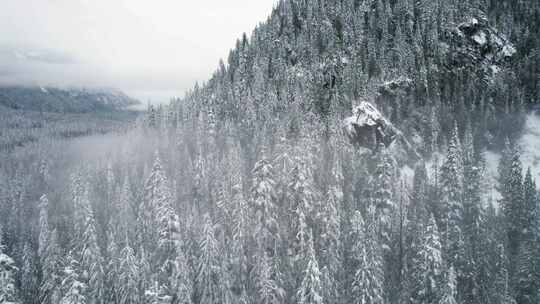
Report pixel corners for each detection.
[0,86,140,113]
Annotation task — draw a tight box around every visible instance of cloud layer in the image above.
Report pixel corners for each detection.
[0,0,277,103]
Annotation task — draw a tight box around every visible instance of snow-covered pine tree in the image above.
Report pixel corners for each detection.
[197,213,221,304]
[144,281,171,304]
[251,152,280,254]
[318,187,341,304]
[155,181,181,292]
[139,153,172,254]
[76,185,105,304]
[514,168,539,304]
[438,266,458,304]
[169,237,193,304]
[38,194,50,261]
[297,231,323,304]
[117,239,140,304]
[230,183,250,298]
[39,229,62,304]
[289,156,317,262]
[501,144,523,268]
[411,214,443,304]
[523,168,537,240]
[349,211,384,304]
[439,123,465,279]
[497,138,513,195]
[372,143,397,249]
[71,170,87,239]
[116,176,135,238]
[490,245,517,304]
[21,242,38,304]
[59,256,86,304]
[255,248,284,304]
[105,229,119,304]
[0,224,21,304]
[461,131,486,304]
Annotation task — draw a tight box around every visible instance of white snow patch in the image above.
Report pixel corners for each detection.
[343,101,386,138]
[351,102,384,126]
[0,253,14,265]
[472,31,487,46]
[502,45,516,57]
[490,65,500,75]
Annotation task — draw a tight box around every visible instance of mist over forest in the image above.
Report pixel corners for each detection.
[0,1,539,304]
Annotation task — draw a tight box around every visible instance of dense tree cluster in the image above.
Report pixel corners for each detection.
[0,0,539,304]
[1,111,539,304]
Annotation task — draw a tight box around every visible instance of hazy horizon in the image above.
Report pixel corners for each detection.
[0,0,279,104]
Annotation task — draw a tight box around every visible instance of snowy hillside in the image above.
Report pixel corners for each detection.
[0,86,140,113]
[0,1,539,304]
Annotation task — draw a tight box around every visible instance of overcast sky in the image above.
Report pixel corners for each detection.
[0,0,278,103]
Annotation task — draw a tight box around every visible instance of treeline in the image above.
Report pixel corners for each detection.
[1,0,539,303]
[1,107,539,304]
[165,0,537,153]
[0,105,138,152]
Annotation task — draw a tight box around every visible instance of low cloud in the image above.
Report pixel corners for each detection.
[0,0,278,103]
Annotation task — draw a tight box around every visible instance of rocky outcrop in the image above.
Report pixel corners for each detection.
[441,15,516,80]
[343,101,420,161]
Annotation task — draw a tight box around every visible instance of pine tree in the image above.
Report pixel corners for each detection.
[461,137,485,304]
[502,145,523,267]
[318,187,341,304]
[406,163,431,303]
[144,281,171,304]
[230,183,250,298]
[139,153,172,254]
[21,243,38,304]
[170,238,193,304]
[197,214,220,304]
[439,124,465,276]
[523,168,537,241]
[515,168,539,304]
[255,248,284,304]
[289,157,317,262]
[411,214,443,304]
[439,266,458,304]
[105,230,120,304]
[38,194,50,262]
[76,186,105,304]
[498,138,513,195]
[59,256,86,304]
[117,240,140,304]
[297,231,324,304]
[154,182,181,293]
[0,225,21,304]
[350,211,384,304]
[39,229,62,304]
[372,143,396,248]
[251,153,280,253]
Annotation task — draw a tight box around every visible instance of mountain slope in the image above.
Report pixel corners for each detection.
[166,0,537,155]
[0,86,140,113]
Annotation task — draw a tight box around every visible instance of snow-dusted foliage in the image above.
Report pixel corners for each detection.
[0,1,539,304]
